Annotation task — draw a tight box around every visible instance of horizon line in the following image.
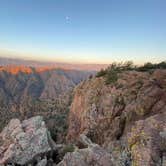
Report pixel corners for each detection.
[0,49,165,65]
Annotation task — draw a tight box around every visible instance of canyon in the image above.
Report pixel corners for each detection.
[0,63,165,165]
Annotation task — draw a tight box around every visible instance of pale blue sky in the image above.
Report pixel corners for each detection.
[0,0,165,64]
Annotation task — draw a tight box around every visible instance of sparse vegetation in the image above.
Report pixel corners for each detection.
[96,61,166,84]
[62,144,75,155]
[96,68,107,77]
[136,61,166,71]
[96,61,134,84]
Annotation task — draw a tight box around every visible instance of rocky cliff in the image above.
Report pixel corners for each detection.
[67,69,166,165]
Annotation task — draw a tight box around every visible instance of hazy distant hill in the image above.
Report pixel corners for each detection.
[0,57,108,70]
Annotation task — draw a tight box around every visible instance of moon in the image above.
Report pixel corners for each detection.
[65,16,70,23]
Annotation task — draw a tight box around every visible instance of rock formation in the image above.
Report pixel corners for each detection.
[67,69,166,165]
[128,113,165,165]
[58,134,112,166]
[0,116,58,165]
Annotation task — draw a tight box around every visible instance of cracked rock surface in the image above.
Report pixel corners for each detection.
[0,116,54,165]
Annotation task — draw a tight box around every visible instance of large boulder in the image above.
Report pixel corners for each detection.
[0,116,56,165]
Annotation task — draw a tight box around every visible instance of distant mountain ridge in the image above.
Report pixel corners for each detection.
[0,57,108,71]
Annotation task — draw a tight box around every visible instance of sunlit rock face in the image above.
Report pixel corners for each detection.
[67,69,166,165]
[0,65,33,74]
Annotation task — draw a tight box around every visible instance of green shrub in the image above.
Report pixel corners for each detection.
[157,61,166,68]
[97,62,133,84]
[105,69,118,84]
[96,68,107,77]
[136,62,155,71]
[62,144,75,155]
[136,61,166,71]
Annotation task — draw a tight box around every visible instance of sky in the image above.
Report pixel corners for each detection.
[0,0,166,64]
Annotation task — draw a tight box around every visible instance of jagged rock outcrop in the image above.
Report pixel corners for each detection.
[58,134,112,166]
[0,116,58,165]
[67,69,166,165]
